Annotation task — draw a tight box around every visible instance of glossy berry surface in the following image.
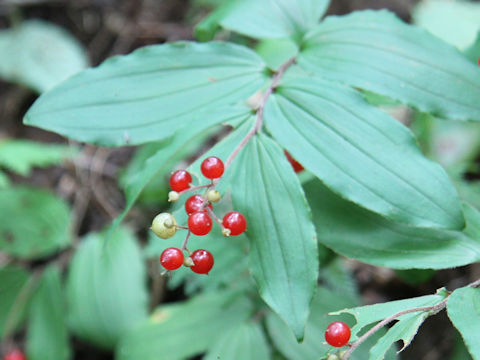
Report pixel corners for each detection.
[188,212,213,236]
[325,321,351,347]
[169,170,192,192]
[222,212,247,236]
[201,156,224,179]
[185,195,212,215]
[4,350,26,360]
[284,150,304,173]
[160,248,184,271]
[190,249,214,274]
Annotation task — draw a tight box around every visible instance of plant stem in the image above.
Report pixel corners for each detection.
[181,231,191,252]
[206,206,224,228]
[223,57,297,171]
[179,184,211,195]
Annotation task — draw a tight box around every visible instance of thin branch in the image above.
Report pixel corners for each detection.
[180,231,191,252]
[179,184,211,195]
[206,206,224,228]
[223,57,297,171]
[343,298,449,359]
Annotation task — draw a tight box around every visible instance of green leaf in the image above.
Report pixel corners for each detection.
[24,42,267,146]
[450,334,473,360]
[413,0,480,50]
[266,287,397,360]
[0,265,32,337]
[66,226,148,349]
[265,76,464,230]
[447,286,480,360]
[299,10,480,122]
[331,289,448,359]
[204,321,271,360]
[0,187,72,260]
[306,179,480,269]
[111,105,252,235]
[256,38,299,70]
[0,20,88,93]
[213,0,330,42]
[0,139,75,177]
[116,292,252,360]
[464,31,480,64]
[230,133,318,340]
[26,267,70,360]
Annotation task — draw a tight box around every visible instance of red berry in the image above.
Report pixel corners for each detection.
[201,156,224,179]
[325,321,351,347]
[185,195,212,215]
[4,350,26,360]
[222,212,247,236]
[169,170,192,192]
[284,150,304,173]
[188,212,213,236]
[160,248,184,271]
[190,249,214,274]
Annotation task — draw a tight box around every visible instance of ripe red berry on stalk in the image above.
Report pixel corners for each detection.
[169,170,192,192]
[201,156,224,179]
[3,350,26,360]
[185,195,212,215]
[325,321,351,347]
[160,248,184,271]
[190,249,214,274]
[284,150,304,173]
[222,212,247,236]
[188,212,213,236]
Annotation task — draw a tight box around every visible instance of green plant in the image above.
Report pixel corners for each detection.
[12,0,480,359]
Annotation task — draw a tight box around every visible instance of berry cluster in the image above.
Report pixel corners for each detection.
[151,156,247,275]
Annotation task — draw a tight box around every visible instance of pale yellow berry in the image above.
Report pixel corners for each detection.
[150,213,177,239]
[222,228,231,237]
[327,355,339,360]
[183,257,194,267]
[338,351,347,359]
[168,191,180,202]
[207,189,221,203]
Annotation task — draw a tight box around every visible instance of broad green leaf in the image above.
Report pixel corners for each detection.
[265,76,464,230]
[0,187,72,259]
[111,105,252,235]
[0,20,88,93]
[215,0,330,42]
[395,269,435,286]
[464,31,480,64]
[26,267,70,360]
[0,265,32,337]
[450,334,473,360]
[230,133,318,340]
[0,139,75,177]
[306,179,480,269]
[299,10,480,122]
[447,286,480,360]
[256,38,299,70]
[413,0,480,49]
[266,287,397,360]
[24,42,267,146]
[116,292,252,360]
[204,321,271,360]
[66,227,148,349]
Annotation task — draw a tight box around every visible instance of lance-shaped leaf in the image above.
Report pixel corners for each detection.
[26,267,70,360]
[265,76,464,230]
[116,292,252,360]
[24,42,267,146]
[447,286,480,360]
[299,10,480,122]
[305,180,480,269]
[204,321,271,360]
[230,133,318,340]
[196,0,330,42]
[66,227,148,349]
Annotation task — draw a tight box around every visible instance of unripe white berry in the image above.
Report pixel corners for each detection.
[183,257,194,267]
[207,189,221,203]
[222,228,231,237]
[151,213,177,239]
[168,191,180,202]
